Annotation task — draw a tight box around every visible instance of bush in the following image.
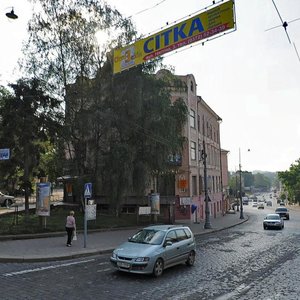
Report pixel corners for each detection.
[0,205,138,235]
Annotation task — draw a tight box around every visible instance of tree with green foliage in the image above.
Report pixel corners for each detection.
[278,159,300,204]
[66,60,187,214]
[228,171,253,196]
[243,171,254,188]
[104,64,187,214]
[21,0,187,214]
[23,0,136,97]
[253,173,271,191]
[21,0,138,203]
[0,79,63,214]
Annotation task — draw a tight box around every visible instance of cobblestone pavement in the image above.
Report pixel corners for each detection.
[0,206,300,300]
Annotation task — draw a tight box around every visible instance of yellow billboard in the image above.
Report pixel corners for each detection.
[113,0,235,74]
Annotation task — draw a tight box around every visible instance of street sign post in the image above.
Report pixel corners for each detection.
[83,183,92,248]
[84,183,92,198]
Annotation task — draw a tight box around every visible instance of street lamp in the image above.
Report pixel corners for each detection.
[202,140,212,229]
[235,170,239,212]
[239,148,250,220]
[5,7,18,19]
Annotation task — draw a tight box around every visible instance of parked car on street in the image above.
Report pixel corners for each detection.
[252,201,258,207]
[275,207,290,220]
[110,225,196,277]
[257,202,264,209]
[263,214,284,230]
[0,191,15,208]
[266,201,272,206]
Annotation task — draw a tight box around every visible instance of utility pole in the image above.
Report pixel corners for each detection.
[236,172,239,212]
[202,140,212,229]
[239,148,244,219]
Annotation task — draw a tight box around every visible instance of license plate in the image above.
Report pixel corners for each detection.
[117,262,130,268]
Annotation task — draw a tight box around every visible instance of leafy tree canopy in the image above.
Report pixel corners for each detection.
[278,159,300,204]
[0,78,63,212]
[23,0,137,98]
[64,59,188,212]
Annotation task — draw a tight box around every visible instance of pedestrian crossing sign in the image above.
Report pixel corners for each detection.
[84,183,92,198]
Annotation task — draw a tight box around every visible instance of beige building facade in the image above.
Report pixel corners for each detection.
[158,70,228,222]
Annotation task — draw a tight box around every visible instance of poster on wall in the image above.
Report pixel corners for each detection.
[150,193,160,215]
[36,182,51,216]
[86,204,97,220]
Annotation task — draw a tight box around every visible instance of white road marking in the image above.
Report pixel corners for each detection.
[97,262,109,266]
[2,258,95,277]
[96,268,111,273]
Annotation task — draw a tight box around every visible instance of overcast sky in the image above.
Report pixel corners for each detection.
[1,0,300,173]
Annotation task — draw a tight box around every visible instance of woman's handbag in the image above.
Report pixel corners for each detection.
[73,230,77,241]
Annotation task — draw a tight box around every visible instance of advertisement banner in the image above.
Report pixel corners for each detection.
[180,197,192,205]
[36,182,51,216]
[86,204,97,220]
[150,193,160,215]
[138,206,151,215]
[113,0,235,74]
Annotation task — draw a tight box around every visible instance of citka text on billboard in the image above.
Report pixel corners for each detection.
[113,0,235,74]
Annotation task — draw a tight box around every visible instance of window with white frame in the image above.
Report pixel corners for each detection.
[191,141,196,160]
[190,109,195,128]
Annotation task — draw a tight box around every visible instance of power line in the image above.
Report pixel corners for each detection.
[136,0,225,39]
[266,0,300,63]
[128,0,168,18]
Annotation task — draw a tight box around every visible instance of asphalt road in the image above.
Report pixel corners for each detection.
[0,199,299,300]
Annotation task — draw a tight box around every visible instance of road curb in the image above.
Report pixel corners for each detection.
[194,214,249,237]
[0,249,113,263]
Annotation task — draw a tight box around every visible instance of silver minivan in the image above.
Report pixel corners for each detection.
[110,225,196,277]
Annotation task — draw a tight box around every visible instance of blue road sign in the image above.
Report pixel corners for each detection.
[0,148,10,160]
[84,183,92,198]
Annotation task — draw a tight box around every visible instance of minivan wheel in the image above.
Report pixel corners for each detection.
[186,250,195,266]
[153,258,164,277]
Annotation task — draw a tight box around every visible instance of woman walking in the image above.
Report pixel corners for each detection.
[65,210,76,247]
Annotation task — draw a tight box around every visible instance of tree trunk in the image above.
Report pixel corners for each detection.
[24,143,30,215]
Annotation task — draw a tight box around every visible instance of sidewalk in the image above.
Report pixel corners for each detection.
[0,212,248,263]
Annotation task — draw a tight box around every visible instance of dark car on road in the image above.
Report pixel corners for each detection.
[275,207,290,220]
[110,225,196,277]
[263,214,284,230]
